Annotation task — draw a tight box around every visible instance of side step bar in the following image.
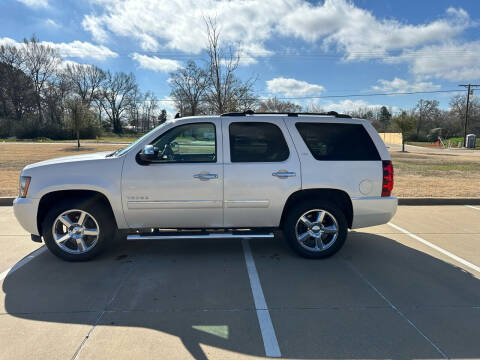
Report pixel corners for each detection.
[126,232,274,241]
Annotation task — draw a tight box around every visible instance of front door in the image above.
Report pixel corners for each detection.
[121,119,223,228]
[222,118,301,227]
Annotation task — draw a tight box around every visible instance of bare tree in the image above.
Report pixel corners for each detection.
[169,60,209,116]
[65,97,90,148]
[204,17,257,114]
[257,97,302,112]
[414,99,440,138]
[392,110,416,152]
[99,71,137,134]
[0,46,35,123]
[63,63,105,107]
[22,36,61,124]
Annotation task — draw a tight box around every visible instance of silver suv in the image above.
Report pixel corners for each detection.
[13,111,397,261]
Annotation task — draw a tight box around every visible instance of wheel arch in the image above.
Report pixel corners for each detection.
[37,190,117,235]
[280,188,353,229]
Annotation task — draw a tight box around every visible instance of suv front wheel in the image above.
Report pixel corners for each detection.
[42,199,115,261]
[283,200,348,258]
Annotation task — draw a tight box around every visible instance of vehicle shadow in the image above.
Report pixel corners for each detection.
[2,232,480,359]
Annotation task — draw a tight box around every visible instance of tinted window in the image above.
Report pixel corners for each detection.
[229,122,289,162]
[149,122,216,163]
[295,122,380,161]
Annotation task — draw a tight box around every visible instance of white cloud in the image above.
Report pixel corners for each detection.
[372,77,440,93]
[321,99,399,114]
[131,53,182,72]
[81,0,297,63]
[386,42,480,81]
[267,77,325,97]
[0,37,118,61]
[44,19,60,28]
[279,0,470,61]
[16,0,48,8]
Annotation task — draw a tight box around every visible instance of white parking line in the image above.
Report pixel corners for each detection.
[388,222,480,274]
[242,238,281,358]
[0,246,47,281]
[465,205,480,211]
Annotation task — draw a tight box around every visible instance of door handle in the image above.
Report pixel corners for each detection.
[193,173,218,180]
[272,170,296,178]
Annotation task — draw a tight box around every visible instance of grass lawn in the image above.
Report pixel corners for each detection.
[1,142,479,198]
[390,151,480,197]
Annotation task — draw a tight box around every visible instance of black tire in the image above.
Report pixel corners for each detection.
[283,200,348,259]
[42,198,116,261]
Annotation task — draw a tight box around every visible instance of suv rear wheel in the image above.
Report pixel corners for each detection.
[283,200,347,258]
[42,199,115,261]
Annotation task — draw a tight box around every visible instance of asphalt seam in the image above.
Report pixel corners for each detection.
[3,304,480,317]
[343,259,449,359]
[70,262,136,360]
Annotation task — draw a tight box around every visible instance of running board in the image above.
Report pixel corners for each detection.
[126,232,274,241]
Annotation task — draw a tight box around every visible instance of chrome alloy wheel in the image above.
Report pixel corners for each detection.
[295,209,339,252]
[52,209,100,254]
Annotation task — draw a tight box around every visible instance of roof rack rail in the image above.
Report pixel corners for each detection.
[220,110,351,118]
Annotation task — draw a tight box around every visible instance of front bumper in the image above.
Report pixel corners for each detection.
[13,197,40,235]
[351,196,397,229]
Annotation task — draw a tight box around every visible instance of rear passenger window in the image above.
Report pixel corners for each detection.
[295,123,380,161]
[229,122,289,162]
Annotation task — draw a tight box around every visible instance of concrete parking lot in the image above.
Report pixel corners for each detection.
[0,205,479,359]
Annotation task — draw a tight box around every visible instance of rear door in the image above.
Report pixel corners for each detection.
[222,117,301,227]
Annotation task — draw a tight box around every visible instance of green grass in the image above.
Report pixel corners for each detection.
[407,138,480,149]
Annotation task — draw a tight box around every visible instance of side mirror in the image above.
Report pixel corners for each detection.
[139,144,157,162]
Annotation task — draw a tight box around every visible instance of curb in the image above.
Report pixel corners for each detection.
[2,196,480,207]
[398,197,480,205]
[0,197,14,206]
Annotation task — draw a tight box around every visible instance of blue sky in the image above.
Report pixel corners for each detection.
[1,0,479,115]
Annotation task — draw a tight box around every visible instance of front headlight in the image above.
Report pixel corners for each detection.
[19,176,31,198]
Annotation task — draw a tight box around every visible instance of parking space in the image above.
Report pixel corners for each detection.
[0,206,479,359]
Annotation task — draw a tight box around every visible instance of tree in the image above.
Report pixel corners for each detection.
[414,99,440,138]
[392,111,416,152]
[378,106,391,130]
[158,109,167,124]
[204,17,257,114]
[22,36,61,124]
[257,97,302,112]
[169,60,209,116]
[63,63,105,107]
[65,98,89,148]
[99,71,137,134]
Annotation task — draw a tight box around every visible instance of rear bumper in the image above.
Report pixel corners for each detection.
[351,196,397,229]
[13,197,40,236]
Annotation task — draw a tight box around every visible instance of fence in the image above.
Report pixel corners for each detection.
[378,132,402,145]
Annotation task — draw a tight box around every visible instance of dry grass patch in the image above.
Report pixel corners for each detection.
[0,143,120,196]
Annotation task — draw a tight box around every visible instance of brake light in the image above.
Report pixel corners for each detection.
[382,160,394,197]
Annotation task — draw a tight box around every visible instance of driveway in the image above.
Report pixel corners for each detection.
[1,205,479,359]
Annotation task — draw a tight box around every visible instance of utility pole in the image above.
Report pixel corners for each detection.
[459,84,480,147]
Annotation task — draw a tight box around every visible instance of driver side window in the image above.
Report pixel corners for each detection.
[150,122,216,163]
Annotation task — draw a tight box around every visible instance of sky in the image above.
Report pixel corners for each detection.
[1,0,479,115]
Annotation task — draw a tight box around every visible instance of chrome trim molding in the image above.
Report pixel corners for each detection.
[127,199,222,209]
[224,200,270,208]
[127,233,274,240]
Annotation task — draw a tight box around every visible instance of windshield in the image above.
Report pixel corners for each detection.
[113,123,169,157]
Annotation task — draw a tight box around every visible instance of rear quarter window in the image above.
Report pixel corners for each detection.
[295,122,380,161]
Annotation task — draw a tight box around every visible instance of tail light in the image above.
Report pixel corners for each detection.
[382,160,394,197]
